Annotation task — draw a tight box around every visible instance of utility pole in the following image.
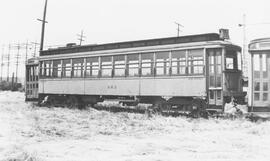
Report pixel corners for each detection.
[14,43,21,83]
[77,30,86,45]
[6,44,11,82]
[31,41,39,57]
[0,45,4,81]
[238,14,270,77]
[38,0,48,51]
[25,40,29,63]
[239,14,247,77]
[175,22,184,37]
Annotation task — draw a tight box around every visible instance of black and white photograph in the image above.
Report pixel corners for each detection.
[0,0,270,160]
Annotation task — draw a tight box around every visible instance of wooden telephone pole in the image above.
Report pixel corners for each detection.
[0,45,4,81]
[38,0,48,51]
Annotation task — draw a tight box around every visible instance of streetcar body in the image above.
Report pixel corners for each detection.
[248,38,270,112]
[26,32,245,112]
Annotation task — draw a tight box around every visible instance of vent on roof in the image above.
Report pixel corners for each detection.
[66,43,77,47]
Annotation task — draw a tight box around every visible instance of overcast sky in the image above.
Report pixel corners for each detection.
[0,0,270,78]
[1,0,270,46]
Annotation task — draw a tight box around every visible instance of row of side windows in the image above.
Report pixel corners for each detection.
[40,49,205,78]
[26,66,39,81]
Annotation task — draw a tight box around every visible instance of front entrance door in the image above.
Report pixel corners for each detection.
[26,64,39,100]
[207,49,223,106]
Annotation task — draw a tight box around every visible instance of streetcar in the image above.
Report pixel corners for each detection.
[248,38,270,112]
[25,57,39,101]
[25,29,246,113]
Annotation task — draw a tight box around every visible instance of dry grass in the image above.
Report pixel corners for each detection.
[1,92,270,161]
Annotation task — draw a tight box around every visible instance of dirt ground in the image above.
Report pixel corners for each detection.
[0,91,270,161]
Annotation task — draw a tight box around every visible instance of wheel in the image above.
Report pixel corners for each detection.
[190,99,208,118]
[48,97,56,107]
[66,96,79,108]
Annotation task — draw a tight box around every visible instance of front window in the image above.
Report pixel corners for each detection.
[226,50,240,70]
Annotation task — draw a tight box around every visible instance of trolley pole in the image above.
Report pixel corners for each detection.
[77,30,86,46]
[175,22,184,37]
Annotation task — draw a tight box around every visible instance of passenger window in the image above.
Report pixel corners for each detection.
[62,59,72,78]
[52,60,61,78]
[155,51,170,76]
[114,55,126,77]
[253,54,260,78]
[44,60,52,77]
[171,50,186,75]
[73,58,84,78]
[188,49,204,74]
[86,57,99,77]
[141,53,154,76]
[262,54,268,78]
[101,56,112,77]
[39,62,44,78]
[127,54,139,76]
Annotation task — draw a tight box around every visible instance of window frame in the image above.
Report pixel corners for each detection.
[62,59,72,78]
[113,55,126,77]
[155,51,170,76]
[127,54,140,77]
[52,59,62,78]
[101,56,113,77]
[72,58,84,78]
[171,50,187,76]
[86,57,100,78]
[187,49,205,75]
[141,53,154,76]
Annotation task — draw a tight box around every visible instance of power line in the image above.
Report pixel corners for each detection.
[13,43,23,83]
[6,44,11,82]
[31,41,40,57]
[25,40,29,63]
[1,45,4,81]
